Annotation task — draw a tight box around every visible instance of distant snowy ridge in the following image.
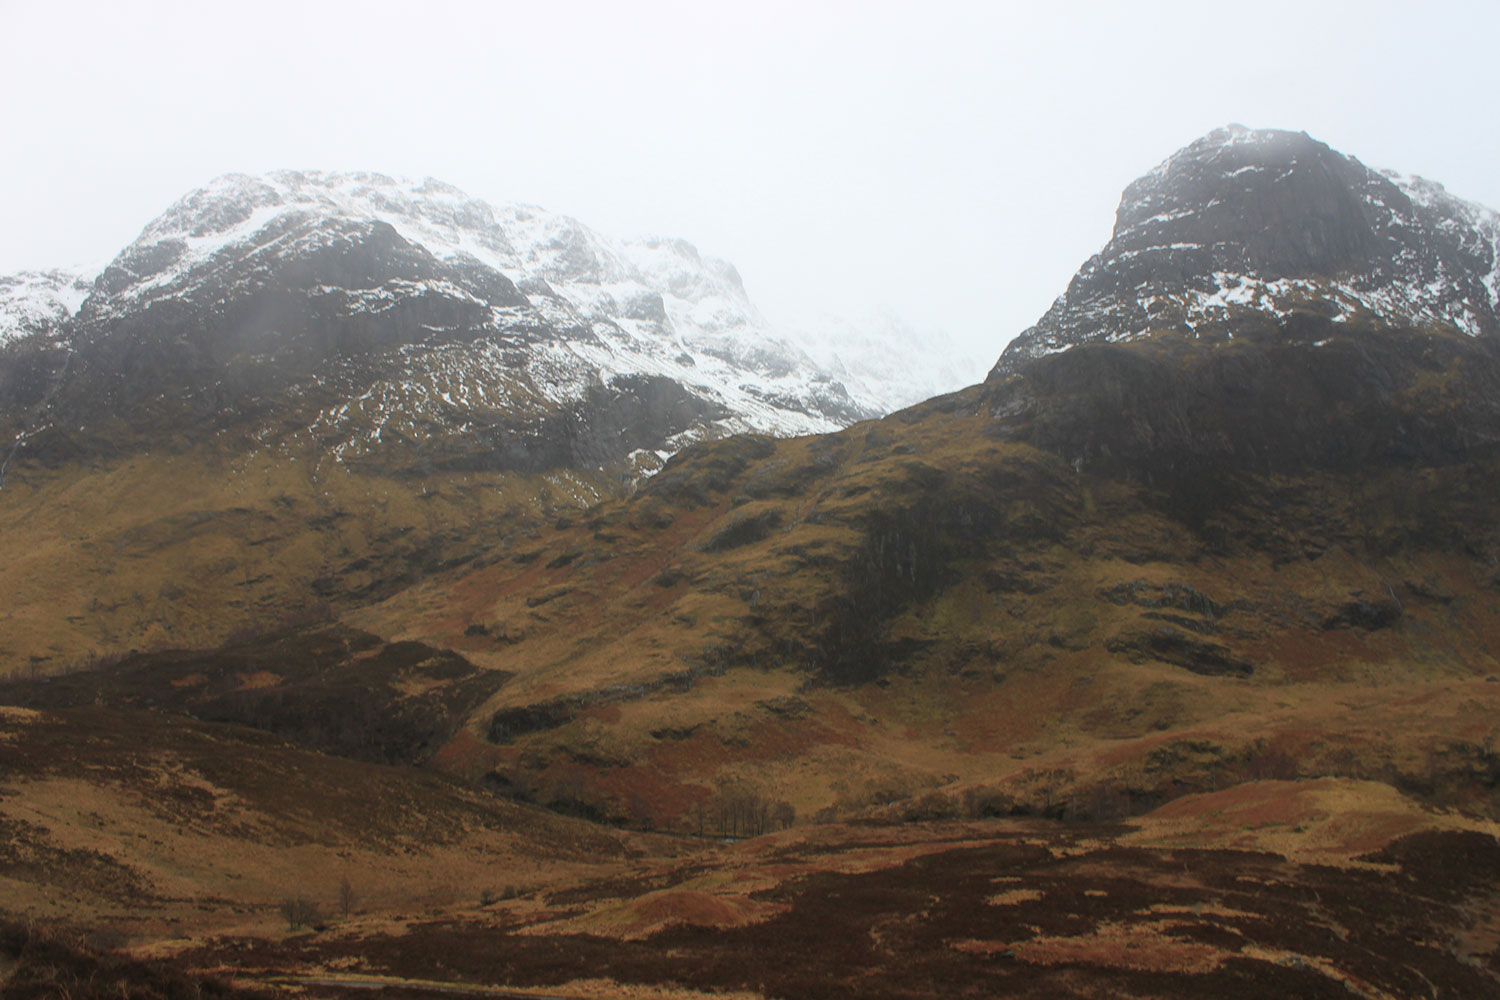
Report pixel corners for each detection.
[789,308,989,411]
[0,268,93,346]
[66,170,968,441]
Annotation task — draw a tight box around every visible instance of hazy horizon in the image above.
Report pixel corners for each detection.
[5,0,1499,375]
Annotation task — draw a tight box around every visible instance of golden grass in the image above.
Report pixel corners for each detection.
[0,436,616,676]
[1127,777,1500,864]
[314,412,1500,830]
[0,706,690,945]
[1005,920,1228,975]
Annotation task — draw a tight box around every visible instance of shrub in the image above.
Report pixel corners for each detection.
[901,791,959,823]
[1083,781,1131,821]
[278,897,321,931]
[1244,743,1299,781]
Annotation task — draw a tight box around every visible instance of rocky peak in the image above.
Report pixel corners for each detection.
[4,172,913,477]
[991,126,1500,377]
[73,172,836,386]
[1115,126,1386,275]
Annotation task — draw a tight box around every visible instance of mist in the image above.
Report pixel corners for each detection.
[4,0,1499,375]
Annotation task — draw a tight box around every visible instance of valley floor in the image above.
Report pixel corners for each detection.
[4,702,1499,999]
[10,812,1500,999]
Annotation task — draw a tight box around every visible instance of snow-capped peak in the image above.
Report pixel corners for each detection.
[993,127,1500,376]
[69,170,979,436]
[4,170,984,478]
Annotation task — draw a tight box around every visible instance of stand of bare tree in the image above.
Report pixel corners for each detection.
[693,782,795,838]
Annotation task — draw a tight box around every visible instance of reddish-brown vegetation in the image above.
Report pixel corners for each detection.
[0,921,268,1000]
[165,825,1500,999]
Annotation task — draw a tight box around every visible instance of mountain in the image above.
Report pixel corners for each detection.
[19,126,1500,830]
[0,268,92,476]
[6,171,895,465]
[0,173,966,671]
[3,171,974,470]
[280,127,1500,827]
[6,129,1500,997]
[996,124,1500,374]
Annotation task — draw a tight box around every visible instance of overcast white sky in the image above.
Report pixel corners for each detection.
[3,0,1498,374]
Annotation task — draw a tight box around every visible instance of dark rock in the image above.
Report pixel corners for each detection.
[1106,628,1253,677]
[980,322,1500,526]
[699,509,783,553]
[1324,596,1403,630]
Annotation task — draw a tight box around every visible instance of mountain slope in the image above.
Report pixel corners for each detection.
[9,172,875,466]
[0,268,92,347]
[0,173,971,672]
[331,130,1500,833]
[4,171,973,465]
[789,308,990,411]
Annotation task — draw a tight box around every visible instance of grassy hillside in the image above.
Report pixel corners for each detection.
[6,319,1500,996]
[315,323,1500,830]
[16,322,1500,831]
[0,425,616,676]
[0,703,677,937]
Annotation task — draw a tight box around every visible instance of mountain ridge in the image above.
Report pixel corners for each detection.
[4,170,980,460]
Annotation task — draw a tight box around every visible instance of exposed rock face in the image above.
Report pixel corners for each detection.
[0,270,93,470]
[992,126,1500,376]
[985,324,1500,489]
[975,127,1500,523]
[66,215,530,419]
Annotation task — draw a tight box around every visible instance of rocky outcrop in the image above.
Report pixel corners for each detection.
[972,127,1500,523]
